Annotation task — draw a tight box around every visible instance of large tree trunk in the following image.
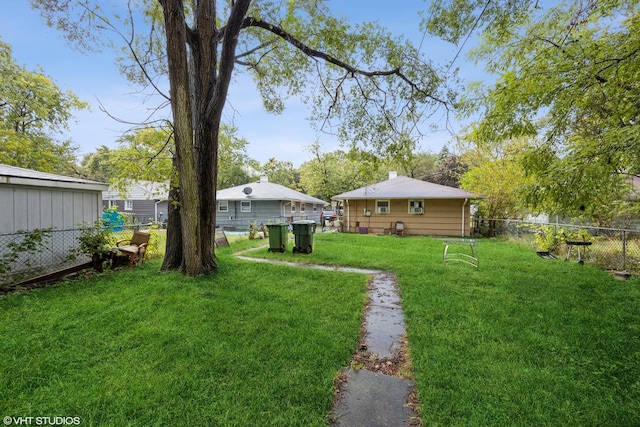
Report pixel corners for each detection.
[160,170,182,271]
[191,0,219,274]
[159,0,252,275]
[161,0,203,275]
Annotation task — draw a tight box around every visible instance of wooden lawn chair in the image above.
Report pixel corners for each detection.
[115,231,150,267]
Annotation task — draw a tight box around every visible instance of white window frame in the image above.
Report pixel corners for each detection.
[291,201,297,213]
[376,200,390,214]
[408,200,424,214]
[300,203,306,213]
[124,200,133,211]
[240,200,251,213]
[218,200,229,212]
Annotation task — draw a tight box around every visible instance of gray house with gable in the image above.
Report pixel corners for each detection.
[102,181,169,224]
[216,176,327,230]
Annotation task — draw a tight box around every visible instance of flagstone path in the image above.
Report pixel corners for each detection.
[235,255,420,426]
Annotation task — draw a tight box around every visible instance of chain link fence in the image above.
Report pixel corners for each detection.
[0,226,165,288]
[0,228,87,287]
[473,218,640,273]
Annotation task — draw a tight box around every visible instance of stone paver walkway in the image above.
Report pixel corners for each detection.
[235,255,419,426]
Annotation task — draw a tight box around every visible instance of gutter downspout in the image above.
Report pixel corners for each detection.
[346,200,350,232]
[154,200,162,222]
[461,198,468,237]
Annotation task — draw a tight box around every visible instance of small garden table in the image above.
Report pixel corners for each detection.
[565,240,592,264]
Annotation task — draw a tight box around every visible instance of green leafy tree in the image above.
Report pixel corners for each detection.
[426,154,468,188]
[387,151,438,181]
[518,144,639,226]
[260,158,299,189]
[429,0,640,218]
[82,124,252,189]
[36,1,452,275]
[0,39,87,174]
[298,142,370,201]
[459,136,531,235]
[80,145,119,183]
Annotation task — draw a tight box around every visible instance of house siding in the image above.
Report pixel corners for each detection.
[345,198,471,236]
[102,181,169,223]
[102,199,168,224]
[215,200,322,230]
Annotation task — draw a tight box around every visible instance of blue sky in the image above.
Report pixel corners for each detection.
[1,1,484,167]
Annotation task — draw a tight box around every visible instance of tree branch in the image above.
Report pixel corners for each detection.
[240,17,447,106]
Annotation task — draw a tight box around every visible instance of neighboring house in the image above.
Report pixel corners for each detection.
[332,172,478,237]
[102,181,169,224]
[216,176,327,230]
[0,164,108,281]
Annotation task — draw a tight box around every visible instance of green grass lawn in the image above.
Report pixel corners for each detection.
[246,233,640,425]
[0,248,367,426]
[1,233,639,426]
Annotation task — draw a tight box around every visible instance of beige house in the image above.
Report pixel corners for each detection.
[332,172,478,237]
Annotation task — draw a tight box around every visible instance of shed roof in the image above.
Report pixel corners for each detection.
[217,178,327,205]
[332,175,477,200]
[0,164,108,192]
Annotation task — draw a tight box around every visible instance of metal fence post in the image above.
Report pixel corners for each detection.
[622,230,627,270]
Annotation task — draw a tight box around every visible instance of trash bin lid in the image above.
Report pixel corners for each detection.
[292,220,316,225]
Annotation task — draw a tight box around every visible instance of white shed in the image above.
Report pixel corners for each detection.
[0,164,108,233]
[0,164,108,284]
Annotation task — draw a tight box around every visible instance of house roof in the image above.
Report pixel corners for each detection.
[217,178,327,205]
[0,163,108,191]
[103,180,169,200]
[332,175,477,200]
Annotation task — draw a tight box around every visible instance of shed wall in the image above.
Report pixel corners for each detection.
[0,184,104,283]
[0,185,102,233]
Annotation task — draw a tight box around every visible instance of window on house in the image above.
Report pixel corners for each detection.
[218,200,229,212]
[241,200,251,212]
[313,205,318,212]
[300,203,306,212]
[408,200,424,214]
[124,200,133,211]
[291,202,297,213]
[376,200,390,214]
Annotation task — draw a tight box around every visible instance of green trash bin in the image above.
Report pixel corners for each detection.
[292,220,316,254]
[266,223,289,253]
